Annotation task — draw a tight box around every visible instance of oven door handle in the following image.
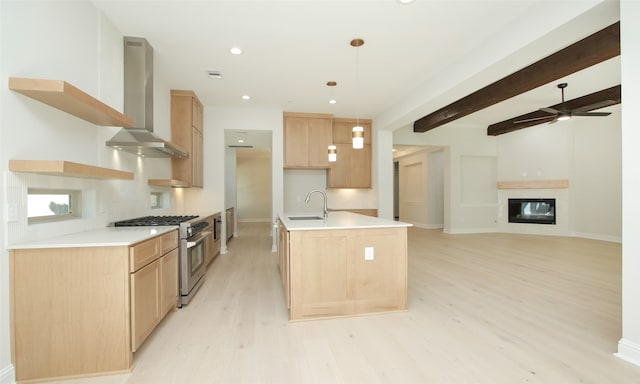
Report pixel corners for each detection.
[186,231,211,248]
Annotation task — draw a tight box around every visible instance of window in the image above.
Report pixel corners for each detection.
[28,189,81,224]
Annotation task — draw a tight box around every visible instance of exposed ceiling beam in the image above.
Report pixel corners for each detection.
[413,22,620,133]
[486,85,621,136]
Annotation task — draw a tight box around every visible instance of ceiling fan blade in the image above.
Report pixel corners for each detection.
[572,111,612,117]
[572,100,617,113]
[540,107,559,114]
[513,115,555,124]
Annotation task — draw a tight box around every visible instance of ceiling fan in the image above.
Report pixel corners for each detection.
[515,83,615,124]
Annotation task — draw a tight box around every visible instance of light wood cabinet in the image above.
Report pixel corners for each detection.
[283,112,333,168]
[131,257,162,351]
[327,118,372,188]
[130,231,178,352]
[287,226,407,321]
[160,248,179,316]
[171,90,204,187]
[9,229,178,381]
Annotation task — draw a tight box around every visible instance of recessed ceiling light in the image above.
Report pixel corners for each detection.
[229,47,243,55]
[329,99,337,104]
[242,95,250,100]
[397,0,416,4]
[238,139,245,143]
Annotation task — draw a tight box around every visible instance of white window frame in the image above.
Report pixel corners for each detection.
[27,188,82,224]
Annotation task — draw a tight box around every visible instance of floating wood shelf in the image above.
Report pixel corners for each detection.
[497,180,569,189]
[9,160,134,180]
[8,77,134,127]
[148,179,190,188]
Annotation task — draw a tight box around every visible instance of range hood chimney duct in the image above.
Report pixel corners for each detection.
[125,36,154,131]
[106,36,188,158]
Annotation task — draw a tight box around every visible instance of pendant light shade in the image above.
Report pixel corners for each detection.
[328,145,337,162]
[351,38,365,149]
[352,126,364,149]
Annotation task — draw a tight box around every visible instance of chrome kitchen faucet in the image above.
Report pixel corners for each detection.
[304,189,328,219]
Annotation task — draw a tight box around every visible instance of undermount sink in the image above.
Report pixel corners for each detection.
[288,215,324,220]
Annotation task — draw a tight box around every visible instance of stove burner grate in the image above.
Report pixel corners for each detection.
[114,215,199,227]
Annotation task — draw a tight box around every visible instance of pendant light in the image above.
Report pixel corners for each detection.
[327,81,337,105]
[326,81,338,161]
[351,38,365,149]
[328,145,337,162]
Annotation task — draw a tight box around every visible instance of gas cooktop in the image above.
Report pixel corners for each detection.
[113,215,199,227]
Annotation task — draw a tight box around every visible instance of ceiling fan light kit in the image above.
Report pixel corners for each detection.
[515,82,613,125]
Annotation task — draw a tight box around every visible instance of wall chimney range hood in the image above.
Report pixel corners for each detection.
[107,36,188,158]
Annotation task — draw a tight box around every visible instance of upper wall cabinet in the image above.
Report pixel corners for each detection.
[8,77,134,127]
[327,118,372,189]
[283,112,333,168]
[171,90,204,188]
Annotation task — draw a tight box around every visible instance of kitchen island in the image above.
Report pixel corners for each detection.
[277,211,411,321]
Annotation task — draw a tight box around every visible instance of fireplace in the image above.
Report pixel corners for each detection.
[508,198,556,225]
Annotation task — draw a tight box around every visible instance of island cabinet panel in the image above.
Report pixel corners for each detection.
[288,227,407,321]
[10,247,132,381]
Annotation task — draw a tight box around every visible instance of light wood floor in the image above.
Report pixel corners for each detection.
[56,223,640,384]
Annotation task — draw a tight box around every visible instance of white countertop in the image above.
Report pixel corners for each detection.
[8,226,178,250]
[279,211,412,231]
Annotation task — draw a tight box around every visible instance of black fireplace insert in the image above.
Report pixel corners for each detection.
[508,198,556,225]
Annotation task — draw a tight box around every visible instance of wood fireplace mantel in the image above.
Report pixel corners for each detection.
[497,180,569,189]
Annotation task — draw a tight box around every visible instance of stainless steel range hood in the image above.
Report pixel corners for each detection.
[107,36,188,158]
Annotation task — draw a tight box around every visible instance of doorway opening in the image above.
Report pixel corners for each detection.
[393,145,445,229]
[224,130,272,250]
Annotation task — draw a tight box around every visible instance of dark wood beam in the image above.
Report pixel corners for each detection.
[413,22,620,133]
[486,85,621,135]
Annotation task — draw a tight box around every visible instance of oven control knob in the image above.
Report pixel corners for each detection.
[187,227,193,237]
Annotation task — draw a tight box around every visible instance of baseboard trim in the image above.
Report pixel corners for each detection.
[410,223,444,230]
[237,219,272,223]
[447,228,499,234]
[571,231,622,243]
[616,338,640,367]
[0,364,15,384]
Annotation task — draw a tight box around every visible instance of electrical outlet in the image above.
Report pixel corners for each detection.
[365,246,374,261]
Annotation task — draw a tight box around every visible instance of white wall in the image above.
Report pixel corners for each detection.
[571,106,622,241]
[236,151,272,222]
[394,122,498,233]
[617,0,640,366]
[496,107,621,241]
[394,108,622,240]
[395,149,444,229]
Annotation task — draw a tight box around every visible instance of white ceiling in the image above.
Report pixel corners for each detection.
[91,0,621,147]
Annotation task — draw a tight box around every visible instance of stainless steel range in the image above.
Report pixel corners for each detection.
[114,215,211,307]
